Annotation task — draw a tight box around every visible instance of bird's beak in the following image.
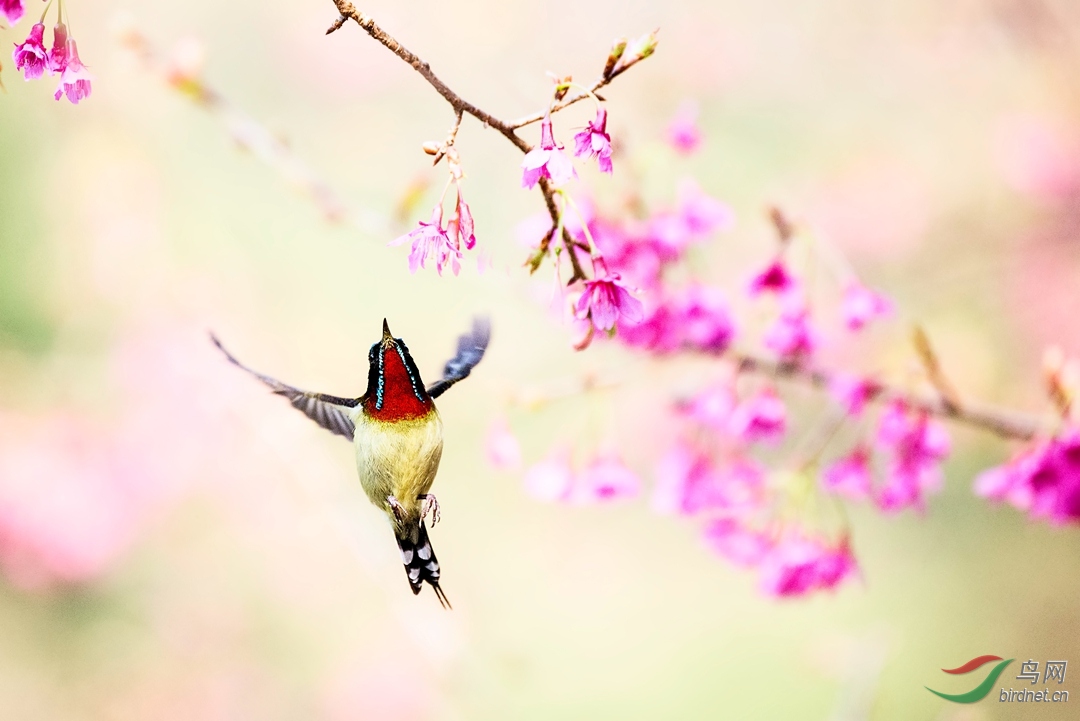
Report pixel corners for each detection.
[382,318,395,346]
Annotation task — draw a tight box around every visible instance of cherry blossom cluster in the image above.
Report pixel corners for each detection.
[483,99,1080,597]
[8,0,92,104]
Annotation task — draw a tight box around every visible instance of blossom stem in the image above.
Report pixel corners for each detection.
[560,191,600,258]
[40,0,55,23]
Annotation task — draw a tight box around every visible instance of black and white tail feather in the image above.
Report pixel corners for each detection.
[396,522,450,609]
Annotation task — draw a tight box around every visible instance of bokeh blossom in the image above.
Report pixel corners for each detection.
[975,430,1080,525]
[0,0,23,25]
[748,259,796,297]
[653,442,764,515]
[728,389,787,445]
[666,101,702,155]
[485,418,522,471]
[521,113,577,189]
[573,106,613,174]
[572,454,641,503]
[763,295,817,358]
[13,23,48,80]
[874,400,950,512]
[841,282,893,331]
[821,445,873,500]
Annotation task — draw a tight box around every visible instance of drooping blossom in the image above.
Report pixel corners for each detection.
[842,282,893,331]
[763,295,818,358]
[523,450,575,503]
[975,430,1080,525]
[573,106,613,174]
[827,373,880,416]
[575,257,643,332]
[673,284,736,354]
[653,442,764,515]
[728,388,787,445]
[757,534,857,597]
[748,258,796,297]
[485,418,522,471]
[454,187,476,250]
[821,445,873,500]
[12,23,48,81]
[521,113,577,189]
[874,400,950,512]
[389,205,462,275]
[46,23,68,74]
[0,0,23,26]
[703,518,772,567]
[572,453,641,503]
[53,40,92,104]
[666,101,702,155]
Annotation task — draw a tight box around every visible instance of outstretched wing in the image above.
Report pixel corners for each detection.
[211,333,359,441]
[426,317,491,399]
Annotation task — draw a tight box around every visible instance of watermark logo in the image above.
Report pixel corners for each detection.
[926,656,1070,705]
[926,655,1014,704]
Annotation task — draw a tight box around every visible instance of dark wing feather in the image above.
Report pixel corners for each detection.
[426,317,491,399]
[210,333,358,440]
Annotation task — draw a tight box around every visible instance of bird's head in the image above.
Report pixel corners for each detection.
[363,319,433,421]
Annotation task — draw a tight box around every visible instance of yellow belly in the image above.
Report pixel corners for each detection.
[351,408,444,523]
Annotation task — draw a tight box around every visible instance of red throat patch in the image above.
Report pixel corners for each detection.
[364,345,431,421]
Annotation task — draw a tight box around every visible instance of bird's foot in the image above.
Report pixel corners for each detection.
[387,495,406,523]
[418,494,441,526]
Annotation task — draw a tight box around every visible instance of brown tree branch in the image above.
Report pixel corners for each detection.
[729,350,1042,442]
[326,1,643,284]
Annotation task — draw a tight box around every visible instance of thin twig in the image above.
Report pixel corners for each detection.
[327,1,643,280]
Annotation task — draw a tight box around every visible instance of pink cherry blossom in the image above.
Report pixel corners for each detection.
[523,451,575,503]
[616,302,681,353]
[666,101,702,155]
[13,23,48,81]
[485,418,522,471]
[975,430,1080,525]
[703,518,773,567]
[389,205,462,275]
[653,442,764,515]
[827,373,881,416]
[874,400,950,512]
[46,23,68,74]
[0,0,23,25]
[842,282,893,331]
[521,113,577,189]
[748,259,796,297]
[757,534,857,597]
[821,445,873,500]
[575,257,643,332]
[455,189,476,250]
[673,284,736,353]
[573,106,613,174]
[763,296,818,358]
[728,388,787,445]
[573,453,641,503]
[53,40,92,104]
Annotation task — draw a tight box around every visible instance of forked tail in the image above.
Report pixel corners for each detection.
[395,521,450,609]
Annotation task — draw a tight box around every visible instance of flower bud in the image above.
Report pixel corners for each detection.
[422,141,441,156]
[603,38,627,78]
